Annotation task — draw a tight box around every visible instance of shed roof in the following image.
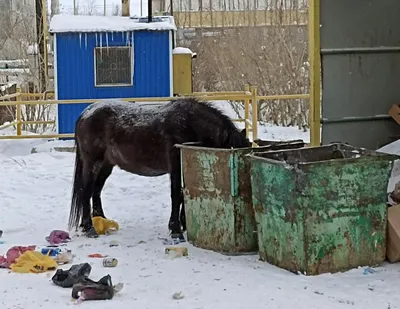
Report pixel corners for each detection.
[49,15,177,34]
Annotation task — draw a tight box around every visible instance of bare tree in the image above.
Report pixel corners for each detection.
[176,0,310,130]
[51,0,60,17]
[112,4,121,16]
[0,2,55,133]
[84,0,99,16]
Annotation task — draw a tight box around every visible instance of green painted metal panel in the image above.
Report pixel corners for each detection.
[249,143,399,275]
[178,140,306,255]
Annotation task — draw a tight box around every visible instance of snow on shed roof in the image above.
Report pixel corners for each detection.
[49,15,177,34]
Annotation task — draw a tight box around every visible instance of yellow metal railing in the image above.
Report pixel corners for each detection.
[0,86,310,146]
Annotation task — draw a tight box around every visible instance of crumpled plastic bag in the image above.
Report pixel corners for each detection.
[0,245,36,268]
[46,230,71,245]
[52,263,92,288]
[72,274,117,301]
[10,250,58,273]
[92,217,119,235]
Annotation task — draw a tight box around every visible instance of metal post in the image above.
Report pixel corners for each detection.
[16,95,22,136]
[35,0,46,92]
[250,86,258,146]
[148,0,153,22]
[73,0,76,15]
[104,0,107,15]
[42,0,48,89]
[244,84,250,139]
[308,0,321,146]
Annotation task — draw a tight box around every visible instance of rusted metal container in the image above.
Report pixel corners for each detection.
[177,140,305,255]
[249,143,398,275]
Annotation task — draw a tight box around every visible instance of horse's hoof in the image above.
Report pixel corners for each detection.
[171,232,185,242]
[85,227,99,238]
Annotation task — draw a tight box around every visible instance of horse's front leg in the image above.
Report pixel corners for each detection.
[168,150,184,240]
[92,163,113,218]
[180,190,186,232]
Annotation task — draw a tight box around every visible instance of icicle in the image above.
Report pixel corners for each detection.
[85,33,88,50]
[111,31,114,41]
[95,33,98,46]
[100,33,103,57]
[131,31,134,82]
[130,31,134,52]
[106,32,109,53]
[79,33,82,48]
[126,32,129,45]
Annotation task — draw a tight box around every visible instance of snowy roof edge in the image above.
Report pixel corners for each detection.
[49,15,177,34]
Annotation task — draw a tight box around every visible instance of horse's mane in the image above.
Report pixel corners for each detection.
[169,97,249,148]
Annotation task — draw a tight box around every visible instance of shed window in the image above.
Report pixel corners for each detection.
[94,46,132,86]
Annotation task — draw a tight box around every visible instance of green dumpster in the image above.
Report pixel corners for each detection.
[177,140,305,255]
[249,143,398,275]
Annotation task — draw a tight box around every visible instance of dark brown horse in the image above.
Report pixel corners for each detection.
[68,97,249,239]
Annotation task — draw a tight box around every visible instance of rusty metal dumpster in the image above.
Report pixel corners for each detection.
[249,143,398,275]
[177,140,305,255]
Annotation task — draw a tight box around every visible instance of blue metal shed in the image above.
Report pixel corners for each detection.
[49,15,176,134]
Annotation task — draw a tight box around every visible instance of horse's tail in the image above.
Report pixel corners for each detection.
[68,138,84,231]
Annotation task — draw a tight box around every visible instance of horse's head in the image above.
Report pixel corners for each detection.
[224,128,251,149]
[239,128,252,147]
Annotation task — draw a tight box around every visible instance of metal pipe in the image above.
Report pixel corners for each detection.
[122,0,130,16]
[148,0,152,22]
[170,0,175,48]
[0,92,20,100]
[321,115,391,124]
[0,134,75,140]
[43,90,55,100]
[21,120,55,125]
[0,121,17,130]
[308,0,321,146]
[0,94,253,106]
[42,0,48,88]
[321,46,400,55]
[258,93,309,100]
[251,86,258,143]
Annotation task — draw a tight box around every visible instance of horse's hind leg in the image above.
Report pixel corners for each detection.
[80,159,98,238]
[92,162,114,218]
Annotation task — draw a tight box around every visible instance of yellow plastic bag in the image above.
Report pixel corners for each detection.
[10,250,58,273]
[92,216,119,235]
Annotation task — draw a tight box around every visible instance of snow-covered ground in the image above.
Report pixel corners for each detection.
[1,104,400,309]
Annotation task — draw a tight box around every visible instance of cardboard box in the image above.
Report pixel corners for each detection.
[387,204,400,263]
[389,104,400,125]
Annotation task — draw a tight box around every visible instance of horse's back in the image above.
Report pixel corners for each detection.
[80,99,141,121]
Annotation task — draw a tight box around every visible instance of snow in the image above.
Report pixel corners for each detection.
[0,68,31,76]
[49,15,177,34]
[377,139,400,193]
[1,103,400,309]
[0,82,17,92]
[0,60,28,68]
[27,43,53,55]
[173,47,194,55]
